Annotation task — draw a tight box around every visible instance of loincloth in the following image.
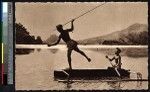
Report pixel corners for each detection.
[66,40,78,50]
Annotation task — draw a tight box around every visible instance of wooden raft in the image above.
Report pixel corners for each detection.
[54,67,130,80]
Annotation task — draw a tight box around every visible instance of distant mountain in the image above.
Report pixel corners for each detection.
[78,23,148,45]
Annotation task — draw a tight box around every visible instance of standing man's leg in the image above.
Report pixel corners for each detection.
[74,47,91,62]
[67,49,72,69]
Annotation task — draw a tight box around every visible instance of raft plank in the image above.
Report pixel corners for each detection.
[54,67,130,80]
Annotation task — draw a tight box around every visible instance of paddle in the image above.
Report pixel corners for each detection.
[61,70,69,76]
[105,55,121,77]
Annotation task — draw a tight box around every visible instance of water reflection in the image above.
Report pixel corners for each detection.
[36,48,58,54]
[66,81,73,90]
[107,81,124,89]
[16,48,34,55]
[62,80,144,90]
[136,81,142,89]
[37,48,41,52]
[16,48,59,55]
[48,49,58,54]
[107,81,144,89]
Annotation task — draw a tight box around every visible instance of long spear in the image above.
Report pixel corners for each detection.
[52,2,107,31]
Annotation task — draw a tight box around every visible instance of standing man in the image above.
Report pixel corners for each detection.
[48,19,91,70]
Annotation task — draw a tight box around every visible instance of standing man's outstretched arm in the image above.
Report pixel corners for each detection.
[66,19,74,32]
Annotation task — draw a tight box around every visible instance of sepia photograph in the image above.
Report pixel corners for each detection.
[15,2,148,90]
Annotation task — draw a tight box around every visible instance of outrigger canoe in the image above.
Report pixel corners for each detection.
[54,67,130,80]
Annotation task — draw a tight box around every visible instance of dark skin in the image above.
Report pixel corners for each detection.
[106,50,122,69]
[48,19,91,70]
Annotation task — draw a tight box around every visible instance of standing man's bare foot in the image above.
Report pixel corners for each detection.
[87,58,91,62]
[65,67,72,70]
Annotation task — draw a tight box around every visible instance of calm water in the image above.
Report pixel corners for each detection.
[15,47,148,90]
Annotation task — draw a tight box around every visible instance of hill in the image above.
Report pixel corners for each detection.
[16,23,43,44]
[78,23,148,45]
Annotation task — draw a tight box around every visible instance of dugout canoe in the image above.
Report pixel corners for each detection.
[54,67,130,80]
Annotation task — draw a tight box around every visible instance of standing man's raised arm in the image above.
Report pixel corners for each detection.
[66,19,74,32]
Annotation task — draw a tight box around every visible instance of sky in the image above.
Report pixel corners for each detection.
[15,2,148,41]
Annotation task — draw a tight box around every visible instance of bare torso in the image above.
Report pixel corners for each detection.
[60,31,72,43]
